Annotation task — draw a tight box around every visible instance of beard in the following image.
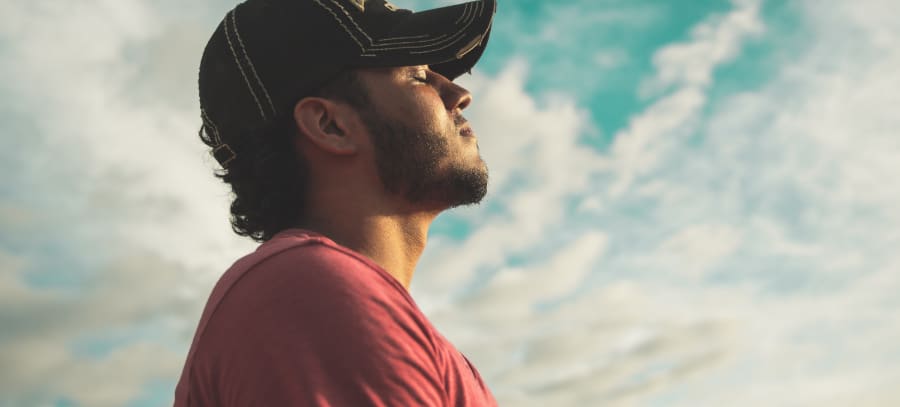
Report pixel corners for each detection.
[359,107,488,208]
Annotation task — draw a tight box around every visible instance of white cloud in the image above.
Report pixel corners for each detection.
[3,0,900,405]
[654,224,743,278]
[413,60,604,295]
[0,0,249,405]
[423,0,900,405]
[640,0,764,96]
[0,248,202,406]
[59,342,183,406]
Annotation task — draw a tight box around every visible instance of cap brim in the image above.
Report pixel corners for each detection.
[352,0,496,80]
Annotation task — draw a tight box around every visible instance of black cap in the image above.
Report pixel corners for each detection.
[199,0,497,167]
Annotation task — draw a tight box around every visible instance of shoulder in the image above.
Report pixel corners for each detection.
[232,233,408,304]
[187,231,448,405]
[206,230,427,337]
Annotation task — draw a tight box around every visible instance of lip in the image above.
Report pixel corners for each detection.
[459,124,475,138]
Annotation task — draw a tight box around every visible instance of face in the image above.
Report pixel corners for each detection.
[354,66,488,209]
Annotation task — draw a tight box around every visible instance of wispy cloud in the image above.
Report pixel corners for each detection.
[2,0,900,405]
[419,0,900,405]
[1,0,252,405]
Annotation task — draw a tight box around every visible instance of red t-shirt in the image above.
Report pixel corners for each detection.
[174,229,496,406]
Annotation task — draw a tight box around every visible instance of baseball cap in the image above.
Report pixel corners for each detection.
[199,0,497,167]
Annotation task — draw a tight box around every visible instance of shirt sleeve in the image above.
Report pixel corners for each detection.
[189,243,447,407]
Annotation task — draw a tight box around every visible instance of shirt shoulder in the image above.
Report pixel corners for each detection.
[237,232,410,301]
[197,230,415,325]
[214,233,432,340]
[180,230,448,406]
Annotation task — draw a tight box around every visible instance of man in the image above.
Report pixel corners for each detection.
[174,0,498,405]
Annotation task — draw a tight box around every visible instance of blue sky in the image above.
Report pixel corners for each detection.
[2,0,899,405]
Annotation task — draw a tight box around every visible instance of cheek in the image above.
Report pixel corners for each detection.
[409,90,451,130]
[433,107,459,138]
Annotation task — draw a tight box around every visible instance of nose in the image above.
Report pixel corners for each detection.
[440,77,472,113]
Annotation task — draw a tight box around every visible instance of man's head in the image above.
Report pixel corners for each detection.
[198,0,495,241]
[361,66,488,209]
[295,66,488,210]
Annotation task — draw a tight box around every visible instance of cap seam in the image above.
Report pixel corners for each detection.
[368,3,473,49]
[312,0,366,51]
[327,0,375,45]
[367,34,448,48]
[312,0,482,57]
[367,1,480,52]
[366,3,476,52]
[231,9,277,117]
[200,109,221,145]
[376,33,430,43]
[224,9,268,121]
[455,2,473,25]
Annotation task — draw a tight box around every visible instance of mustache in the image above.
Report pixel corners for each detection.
[453,113,469,127]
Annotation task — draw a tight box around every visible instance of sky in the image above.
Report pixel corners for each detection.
[1,0,899,405]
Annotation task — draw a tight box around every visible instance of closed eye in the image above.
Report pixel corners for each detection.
[412,68,429,83]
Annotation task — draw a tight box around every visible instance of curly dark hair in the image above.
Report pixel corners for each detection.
[198,70,370,242]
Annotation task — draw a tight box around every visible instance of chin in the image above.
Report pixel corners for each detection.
[446,163,489,208]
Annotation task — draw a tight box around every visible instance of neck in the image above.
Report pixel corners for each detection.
[301,198,439,290]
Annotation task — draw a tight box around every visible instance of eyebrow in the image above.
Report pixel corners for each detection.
[405,65,429,72]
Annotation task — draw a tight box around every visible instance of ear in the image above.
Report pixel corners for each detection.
[293,97,359,155]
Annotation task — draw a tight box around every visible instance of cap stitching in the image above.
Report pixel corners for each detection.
[367,34,448,48]
[455,33,483,59]
[408,35,472,54]
[376,34,430,43]
[312,0,366,51]
[231,9,277,117]
[202,108,236,167]
[224,9,268,121]
[455,2,473,24]
[372,2,481,53]
[201,108,222,145]
[314,0,483,55]
[348,0,365,13]
[414,1,483,53]
[408,32,473,54]
[365,4,474,51]
[366,2,478,52]
[367,30,461,50]
[327,0,374,45]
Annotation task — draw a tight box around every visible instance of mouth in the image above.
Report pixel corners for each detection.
[459,124,475,138]
[455,114,475,138]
